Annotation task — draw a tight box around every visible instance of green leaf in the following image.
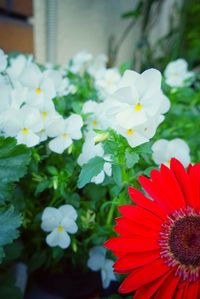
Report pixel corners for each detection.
[0,286,22,299]
[78,157,105,188]
[0,137,31,183]
[125,149,139,169]
[112,165,122,186]
[0,247,5,263]
[0,207,21,247]
[135,142,152,154]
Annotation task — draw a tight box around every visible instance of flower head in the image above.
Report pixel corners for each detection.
[87,246,116,289]
[105,158,200,298]
[47,114,83,154]
[164,59,194,88]
[41,204,78,249]
[152,138,190,167]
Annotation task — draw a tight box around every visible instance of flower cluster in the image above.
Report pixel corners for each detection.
[0,52,83,152]
[0,48,197,296]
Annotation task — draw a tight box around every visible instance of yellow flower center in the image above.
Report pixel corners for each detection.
[36,87,42,94]
[57,225,64,232]
[93,120,97,127]
[62,133,68,140]
[41,111,47,119]
[22,128,29,134]
[127,129,135,135]
[135,103,142,112]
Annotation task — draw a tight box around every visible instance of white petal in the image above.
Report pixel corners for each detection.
[49,136,72,154]
[22,106,43,132]
[41,207,60,232]
[65,114,83,140]
[20,62,42,88]
[119,70,140,88]
[58,231,71,249]
[46,118,65,137]
[46,229,71,249]
[58,204,78,221]
[91,171,105,184]
[17,131,40,147]
[46,230,60,247]
[41,77,56,100]
[152,139,169,165]
[61,218,78,234]
[89,246,106,257]
[83,100,98,114]
[2,109,23,136]
[104,162,112,177]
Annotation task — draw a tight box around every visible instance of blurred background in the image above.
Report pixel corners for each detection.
[0,0,200,71]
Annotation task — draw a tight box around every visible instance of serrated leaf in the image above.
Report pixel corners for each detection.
[0,137,31,183]
[0,207,21,247]
[125,150,139,169]
[78,157,105,188]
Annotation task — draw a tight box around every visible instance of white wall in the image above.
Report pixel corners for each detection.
[33,0,180,66]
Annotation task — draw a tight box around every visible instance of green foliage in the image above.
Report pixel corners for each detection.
[78,156,105,188]
[0,137,31,184]
[0,207,21,262]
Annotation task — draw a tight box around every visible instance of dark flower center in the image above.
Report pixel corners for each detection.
[169,216,200,267]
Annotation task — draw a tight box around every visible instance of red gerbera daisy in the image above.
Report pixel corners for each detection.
[104,158,200,298]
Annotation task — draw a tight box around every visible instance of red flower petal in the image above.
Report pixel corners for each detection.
[174,286,185,299]
[139,165,185,214]
[113,250,160,272]
[115,217,159,237]
[134,271,173,299]
[118,205,162,230]
[188,163,200,210]
[153,272,180,299]
[118,259,169,294]
[182,281,199,299]
[159,164,185,207]
[170,158,194,206]
[104,236,159,253]
[128,186,167,219]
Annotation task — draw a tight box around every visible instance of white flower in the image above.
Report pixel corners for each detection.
[0,49,7,72]
[0,81,11,114]
[6,54,31,86]
[115,118,159,148]
[78,131,112,184]
[35,99,60,141]
[152,138,191,167]
[82,100,109,131]
[47,114,83,154]
[41,205,78,249]
[3,105,43,147]
[107,69,168,129]
[164,59,194,87]
[88,54,107,76]
[87,246,116,289]
[69,50,93,74]
[19,62,56,105]
[43,69,75,96]
[95,68,121,95]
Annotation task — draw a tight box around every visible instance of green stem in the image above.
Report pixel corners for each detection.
[106,199,116,226]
